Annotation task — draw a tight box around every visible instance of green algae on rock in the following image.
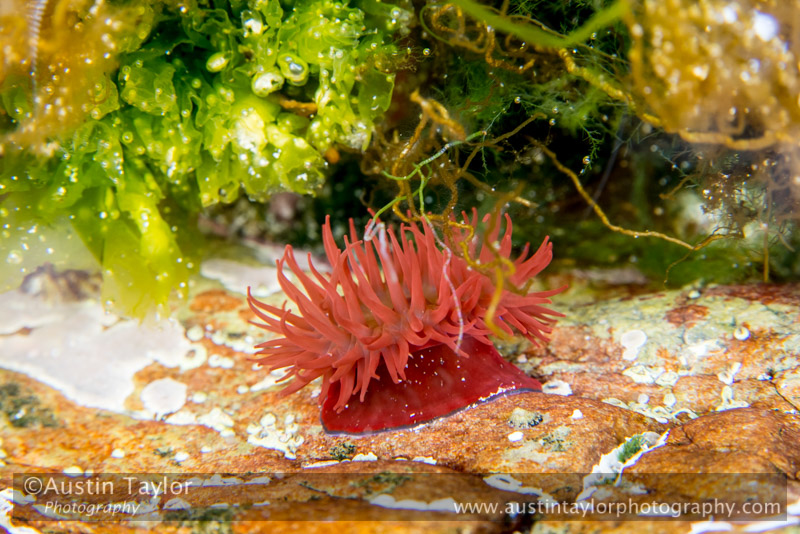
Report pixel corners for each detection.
[0,0,410,316]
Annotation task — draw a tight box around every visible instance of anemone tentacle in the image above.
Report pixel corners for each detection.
[248,211,565,412]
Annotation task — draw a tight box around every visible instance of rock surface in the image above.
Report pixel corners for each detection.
[0,266,798,533]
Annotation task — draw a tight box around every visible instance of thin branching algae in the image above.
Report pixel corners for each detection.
[406,0,799,284]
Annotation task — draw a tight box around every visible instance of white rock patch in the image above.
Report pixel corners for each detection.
[200,258,280,298]
[141,378,187,418]
[620,329,647,361]
[0,290,195,413]
[542,380,572,396]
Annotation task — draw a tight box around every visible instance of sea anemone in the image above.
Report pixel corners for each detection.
[248,210,565,433]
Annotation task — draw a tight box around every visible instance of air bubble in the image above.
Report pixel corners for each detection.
[278,53,309,85]
[206,52,229,72]
[251,71,284,96]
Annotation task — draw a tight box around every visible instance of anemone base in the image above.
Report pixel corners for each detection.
[321,335,541,434]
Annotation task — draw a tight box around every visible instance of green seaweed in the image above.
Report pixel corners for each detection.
[508,408,545,429]
[617,434,645,464]
[538,427,571,452]
[0,0,410,317]
[329,442,357,461]
[351,472,412,496]
[163,507,236,533]
[3,0,798,320]
[0,383,57,428]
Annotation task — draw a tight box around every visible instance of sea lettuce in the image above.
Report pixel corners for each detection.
[0,0,410,316]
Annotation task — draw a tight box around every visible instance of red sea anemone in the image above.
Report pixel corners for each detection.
[248,210,565,434]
